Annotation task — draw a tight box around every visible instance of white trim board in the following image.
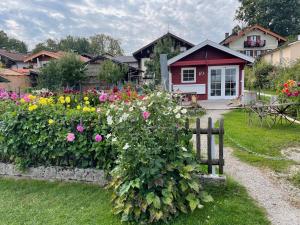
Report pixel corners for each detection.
[168,40,255,66]
[173,84,206,94]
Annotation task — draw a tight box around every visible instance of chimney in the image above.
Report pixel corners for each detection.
[225,33,230,38]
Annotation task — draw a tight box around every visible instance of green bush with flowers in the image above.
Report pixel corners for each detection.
[0,88,212,224]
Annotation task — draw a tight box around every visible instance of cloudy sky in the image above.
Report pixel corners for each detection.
[0,0,240,54]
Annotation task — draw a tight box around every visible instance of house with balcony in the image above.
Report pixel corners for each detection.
[220,25,286,58]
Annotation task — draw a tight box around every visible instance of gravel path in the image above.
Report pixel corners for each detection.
[196,109,300,225]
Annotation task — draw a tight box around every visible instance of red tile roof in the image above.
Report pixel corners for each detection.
[24,50,89,63]
[0,49,28,62]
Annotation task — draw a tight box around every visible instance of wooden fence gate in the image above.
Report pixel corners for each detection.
[185,117,224,175]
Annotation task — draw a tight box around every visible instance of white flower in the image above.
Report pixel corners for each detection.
[173,106,181,114]
[107,116,113,125]
[129,106,134,112]
[182,147,187,152]
[106,110,111,116]
[148,101,153,107]
[110,104,115,109]
[137,101,142,106]
[181,108,187,114]
[157,92,161,96]
[123,143,130,150]
[141,106,146,111]
[175,113,181,119]
[120,113,129,122]
[106,133,112,139]
[112,137,117,142]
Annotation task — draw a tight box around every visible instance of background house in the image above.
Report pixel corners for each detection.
[168,40,254,100]
[220,25,286,58]
[0,68,30,91]
[0,49,28,69]
[261,36,300,66]
[132,32,194,79]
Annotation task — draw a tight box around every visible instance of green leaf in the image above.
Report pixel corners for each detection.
[146,192,155,205]
[153,196,161,209]
[162,196,172,206]
[200,191,214,203]
[188,180,200,192]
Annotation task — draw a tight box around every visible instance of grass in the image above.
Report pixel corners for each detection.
[0,178,270,225]
[223,110,300,172]
[289,172,300,188]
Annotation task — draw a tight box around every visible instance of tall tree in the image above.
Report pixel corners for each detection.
[38,53,86,90]
[0,30,28,53]
[98,60,128,85]
[32,39,59,53]
[236,0,300,37]
[58,36,91,54]
[145,37,180,84]
[90,34,123,56]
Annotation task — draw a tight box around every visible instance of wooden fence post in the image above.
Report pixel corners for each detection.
[196,118,201,160]
[207,117,212,174]
[219,118,224,174]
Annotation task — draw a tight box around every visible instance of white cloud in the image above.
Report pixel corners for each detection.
[0,0,241,54]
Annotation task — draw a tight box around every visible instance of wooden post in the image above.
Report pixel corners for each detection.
[219,118,224,174]
[196,118,201,160]
[207,117,212,174]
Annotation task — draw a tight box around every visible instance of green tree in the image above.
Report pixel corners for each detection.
[32,39,59,53]
[38,53,86,90]
[236,0,300,37]
[145,36,180,84]
[0,30,28,53]
[89,34,123,56]
[58,36,91,54]
[98,60,128,85]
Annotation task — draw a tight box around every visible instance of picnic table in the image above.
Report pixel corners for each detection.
[245,101,300,127]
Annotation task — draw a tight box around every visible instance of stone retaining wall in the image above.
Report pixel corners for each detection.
[0,162,108,186]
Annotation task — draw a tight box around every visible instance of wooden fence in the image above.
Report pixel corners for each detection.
[185,117,224,175]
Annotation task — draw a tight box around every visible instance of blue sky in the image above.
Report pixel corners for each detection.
[0,0,241,54]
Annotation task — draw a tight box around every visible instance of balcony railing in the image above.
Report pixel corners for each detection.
[244,40,266,48]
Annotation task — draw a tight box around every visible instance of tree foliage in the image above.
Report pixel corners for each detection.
[98,60,128,85]
[0,30,28,53]
[235,0,300,37]
[145,37,180,84]
[38,53,86,90]
[32,34,123,56]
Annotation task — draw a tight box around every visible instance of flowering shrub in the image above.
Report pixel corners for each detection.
[0,89,212,224]
[280,80,300,99]
[109,92,212,224]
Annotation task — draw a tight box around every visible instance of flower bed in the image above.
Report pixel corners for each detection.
[0,88,212,224]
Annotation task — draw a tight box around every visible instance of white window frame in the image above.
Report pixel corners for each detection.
[181,67,196,83]
[208,65,239,100]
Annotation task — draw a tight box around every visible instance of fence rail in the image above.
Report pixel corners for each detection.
[185,117,224,175]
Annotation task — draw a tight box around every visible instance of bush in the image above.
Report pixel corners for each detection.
[109,92,212,224]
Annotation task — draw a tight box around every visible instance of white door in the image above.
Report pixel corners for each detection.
[208,66,239,99]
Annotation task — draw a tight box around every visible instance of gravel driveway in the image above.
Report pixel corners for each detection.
[195,108,300,225]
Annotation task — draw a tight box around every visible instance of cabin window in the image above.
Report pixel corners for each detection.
[181,68,196,83]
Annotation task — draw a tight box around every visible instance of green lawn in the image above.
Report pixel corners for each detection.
[0,178,269,225]
[223,110,300,171]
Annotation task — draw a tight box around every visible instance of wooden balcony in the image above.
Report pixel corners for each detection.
[244,40,266,48]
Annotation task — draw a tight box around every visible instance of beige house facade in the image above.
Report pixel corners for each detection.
[262,40,300,66]
[221,25,286,58]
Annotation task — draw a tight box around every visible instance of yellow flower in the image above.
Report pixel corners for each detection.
[58,96,65,104]
[65,96,71,103]
[48,119,54,125]
[82,106,90,112]
[75,99,78,103]
[85,101,90,105]
[47,98,54,104]
[28,104,38,111]
[38,97,48,105]
[20,98,25,103]
[60,99,65,104]
[84,96,89,101]
[76,105,81,110]
[90,107,96,112]
[28,95,36,101]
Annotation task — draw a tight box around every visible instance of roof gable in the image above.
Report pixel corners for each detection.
[24,51,89,63]
[0,49,27,62]
[221,25,287,45]
[168,40,255,66]
[133,32,194,58]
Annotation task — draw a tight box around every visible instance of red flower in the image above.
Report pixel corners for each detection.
[284,83,288,88]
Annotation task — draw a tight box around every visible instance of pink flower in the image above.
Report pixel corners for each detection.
[95,134,103,142]
[76,124,84,133]
[10,93,18,101]
[142,111,150,120]
[66,133,75,142]
[99,93,108,102]
[108,94,115,102]
[23,95,30,102]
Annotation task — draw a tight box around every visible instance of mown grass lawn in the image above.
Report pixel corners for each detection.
[223,110,300,172]
[0,178,269,225]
